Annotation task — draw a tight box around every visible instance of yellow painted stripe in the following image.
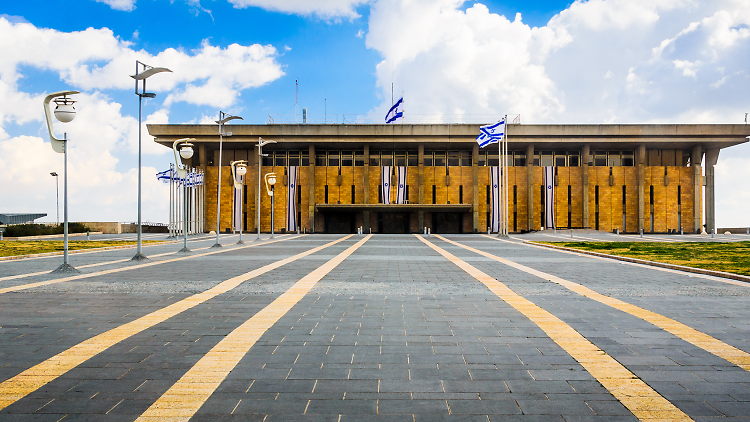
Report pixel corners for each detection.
[418,235,692,422]
[0,235,349,411]
[0,235,297,295]
[135,234,372,421]
[465,234,750,371]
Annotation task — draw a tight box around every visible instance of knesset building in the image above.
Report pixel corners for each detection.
[149,123,750,234]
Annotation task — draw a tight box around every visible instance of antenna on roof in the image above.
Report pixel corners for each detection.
[295,79,299,124]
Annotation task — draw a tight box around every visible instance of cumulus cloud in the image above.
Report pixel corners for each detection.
[0,17,284,223]
[94,0,136,12]
[227,0,371,19]
[364,0,750,225]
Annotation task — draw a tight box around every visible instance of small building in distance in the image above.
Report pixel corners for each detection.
[148,123,750,234]
[0,213,48,225]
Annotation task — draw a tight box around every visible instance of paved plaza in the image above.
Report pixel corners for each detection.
[1,233,750,421]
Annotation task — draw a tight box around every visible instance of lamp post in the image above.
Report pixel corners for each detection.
[130,60,172,261]
[264,172,277,239]
[231,160,248,244]
[50,172,59,226]
[43,90,79,273]
[173,138,196,252]
[213,111,244,248]
[256,137,276,240]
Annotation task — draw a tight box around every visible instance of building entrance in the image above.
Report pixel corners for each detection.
[379,212,408,234]
[433,212,462,234]
[324,212,355,234]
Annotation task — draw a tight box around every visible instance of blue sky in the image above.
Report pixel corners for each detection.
[1,0,748,226]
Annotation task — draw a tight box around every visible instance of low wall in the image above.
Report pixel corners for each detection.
[718,227,750,235]
[79,222,122,234]
[120,224,169,234]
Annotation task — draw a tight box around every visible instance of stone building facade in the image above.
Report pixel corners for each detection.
[148,124,749,234]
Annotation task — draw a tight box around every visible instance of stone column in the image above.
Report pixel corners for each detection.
[637,144,646,233]
[526,144,534,231]
[199,144,208,232]
[581,145,590,229]
[308,144,316,233]
[692,144,703,234]
[363,145,370,233]
[705,148,719,235]
[472,143,479,232]
[418,144,424,230]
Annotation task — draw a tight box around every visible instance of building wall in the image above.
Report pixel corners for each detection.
[203,153,702,234]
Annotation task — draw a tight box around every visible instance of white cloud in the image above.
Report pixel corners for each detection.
[0,17,284,223]
[364,0,750,225]
[94,0,136,12]
[227,0,371,19]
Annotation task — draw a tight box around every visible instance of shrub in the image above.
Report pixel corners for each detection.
[4,223,91,237]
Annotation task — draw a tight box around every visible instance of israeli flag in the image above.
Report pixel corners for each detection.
[381,166,392,204]
[396,166,407,204]
[476,119,505,148]
[286,166,298,232]
[156,169,175,184]
[385,97,404,124]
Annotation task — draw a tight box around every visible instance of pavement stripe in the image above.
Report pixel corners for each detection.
[444,235,750,372]
[135,234,372,421]
[418,234,693,422]
[0,234,351,411]
[0,242,222,283]
[0,235,295,294]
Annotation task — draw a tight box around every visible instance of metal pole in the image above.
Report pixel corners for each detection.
[257,142,262,240]
[133,76,147,260]
[63,133,69,266]
[271,185,275,239]
[238,175,244,244]
[214,115,223,247]
[55,175,59,226]
[180,175,190,252]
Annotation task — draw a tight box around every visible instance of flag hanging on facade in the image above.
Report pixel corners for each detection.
[385,97,404,124]
[381,166,392,204]
[490,166,500,233]
[476,119,505,148]
[544,166,555,229]
[396,166,407,204]
[286,166,298,232]
[232,173,244,233]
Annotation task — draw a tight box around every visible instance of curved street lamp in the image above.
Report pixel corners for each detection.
[130,60,172,261]
[42,90,79,274]
[264,172,277,239]
[173,138,196,252]
[256,137,276,240]
[213,111,243,248]
[231,160,248,244]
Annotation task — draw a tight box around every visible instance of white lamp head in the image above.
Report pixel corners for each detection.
[236,164,247,176]
[179,143,194,159]
[53,96,76,123]
[268,175,277,186]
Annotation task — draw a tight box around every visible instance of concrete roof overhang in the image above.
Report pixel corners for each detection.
[315,204,473,213]
[148,123,750,151]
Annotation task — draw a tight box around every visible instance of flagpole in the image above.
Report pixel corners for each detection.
[504,114,508,237]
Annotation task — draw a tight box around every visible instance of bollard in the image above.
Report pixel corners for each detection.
[370,228,372,234]
[640,229,643,238]
[747,227,749,235]
[86,231,90,241]
[424,227,427,235]
[554,228,557,235]
[487,227,490,235]
[570,230,573,238]
[427,228,431,237]
[297,227,300,235]
[680,227,683,235]
[711,229,714,239]
[616,227,619,235]
[0,231,3,241]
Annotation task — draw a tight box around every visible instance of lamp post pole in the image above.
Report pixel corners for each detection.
[50,172,59,226]
[231,160,248,244]
[256,137,276,240]
[42,90,79,274]
[172,139,196,253]
[264,172,277,239]
[130,60,171,261]
[214,111,243,248]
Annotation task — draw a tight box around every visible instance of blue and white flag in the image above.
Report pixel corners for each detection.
[156,168,175,184]
[544,166,555,229]
[157,169,204,186]
[396,167,407,204]
[286,166,298,232]
[476,119,505,148]
[381,166,392,204]
[385,97,404,124]
[490,166,500,233]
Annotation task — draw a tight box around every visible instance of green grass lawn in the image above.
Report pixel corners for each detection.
[535,241,750,276]
[0,240,166,257]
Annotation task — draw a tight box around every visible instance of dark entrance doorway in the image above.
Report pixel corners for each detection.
[433,213,461,234]
[325,212,355,234]
[379,212,408,234]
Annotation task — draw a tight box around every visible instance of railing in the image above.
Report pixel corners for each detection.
[266,113,520,125]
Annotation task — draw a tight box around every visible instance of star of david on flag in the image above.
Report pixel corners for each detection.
[476,119,505,148]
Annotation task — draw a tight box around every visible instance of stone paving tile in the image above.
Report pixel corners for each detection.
[2,234,750,420]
